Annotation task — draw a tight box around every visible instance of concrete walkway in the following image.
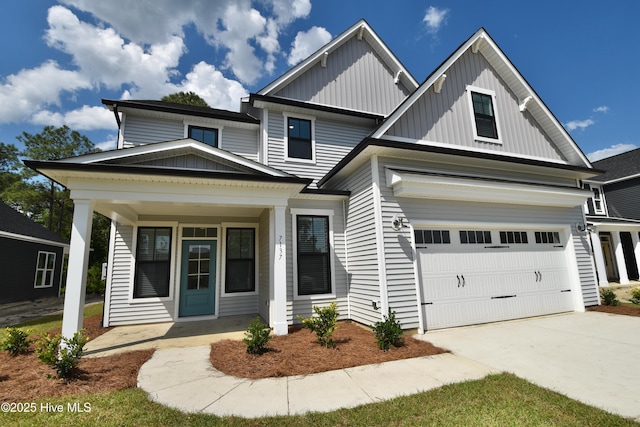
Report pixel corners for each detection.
[421,312,640,422]
[137,347,496,417]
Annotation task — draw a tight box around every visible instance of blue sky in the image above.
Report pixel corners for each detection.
[1,0,637,161]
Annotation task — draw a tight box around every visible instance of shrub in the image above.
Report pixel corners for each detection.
[631,287,640,305]
[35,330,89,379]
[600,288,620,306]
[297,302,339,348]
[372,309,404,351]
[243,317,272,355]
[1,327,31,356]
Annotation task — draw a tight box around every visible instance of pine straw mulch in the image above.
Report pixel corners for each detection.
[0,314,153,402]
[587,304,640,317]
[210,321,447,379]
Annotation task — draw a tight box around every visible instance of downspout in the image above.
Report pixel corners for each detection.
[371,155,389,317]
[343,199,350,320]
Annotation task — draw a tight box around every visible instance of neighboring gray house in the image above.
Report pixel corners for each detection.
[0,201,68,303]
[584,148,640,286]
[27,21,600,338]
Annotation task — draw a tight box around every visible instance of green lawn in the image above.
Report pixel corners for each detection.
[1,305,637,426]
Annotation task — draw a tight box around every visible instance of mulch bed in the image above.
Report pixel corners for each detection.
[210,321,447,379]
[587,304,640,317]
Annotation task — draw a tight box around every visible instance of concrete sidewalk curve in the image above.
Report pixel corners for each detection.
[137,346,496,418]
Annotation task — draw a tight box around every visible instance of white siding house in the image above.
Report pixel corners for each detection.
[26,20,600,339]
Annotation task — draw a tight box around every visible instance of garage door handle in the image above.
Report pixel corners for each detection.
[492,295,516,299]
[461,275,465,287]
[457,275,461,287]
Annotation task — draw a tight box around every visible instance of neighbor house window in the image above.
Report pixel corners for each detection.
[467,86,501,144]
[134,227,172,298]
[295,214,332,296]
[34,251,56,288]
[225,228,256,293]
[286,116,314,161]
[188,125,218,147]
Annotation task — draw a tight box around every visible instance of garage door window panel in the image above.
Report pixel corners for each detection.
[500,231,528,244]
[415,230,450,247]
[459,230,492,244]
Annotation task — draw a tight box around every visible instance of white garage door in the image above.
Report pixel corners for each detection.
[417,228,574,330]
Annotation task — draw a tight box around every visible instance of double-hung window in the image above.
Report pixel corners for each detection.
[286,116,314,161]
[134,227,172,298]
[591,185,606,215]
[467,86,501,144]
[188,125,218,147]
[293,211,333,297]
[225,228,256,293]
[34,251,56,288]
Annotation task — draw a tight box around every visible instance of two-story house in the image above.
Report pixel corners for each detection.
[585,148,640,287]
[26,20,601,339]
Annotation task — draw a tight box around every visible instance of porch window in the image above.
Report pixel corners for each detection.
[286,116,314,161]
[134,227,172,298]
[296,215,331,295]
[189,125,218,147]
[225,228,256,293]
[34,251,56,288]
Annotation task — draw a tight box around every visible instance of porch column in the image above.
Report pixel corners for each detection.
[612,231,629,285]
[632,232,640,281]
[271,205,288,335]
[590,231,609,287]
[61,199,94,339]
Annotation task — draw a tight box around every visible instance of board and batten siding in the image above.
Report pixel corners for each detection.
[385,50,566,163]
[273,36,411,116]
[285,199,349,323]
[122,116,184,147]
[106,223,175,326]
[266,111,373,187]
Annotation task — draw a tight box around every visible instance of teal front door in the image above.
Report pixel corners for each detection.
[179,240,216,317]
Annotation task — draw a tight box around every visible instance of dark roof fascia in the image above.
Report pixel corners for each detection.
[318,138,603,187]
[24,160,313,187]
[102,99,260,124]
[300,188,351,197]
[249,94,384,121]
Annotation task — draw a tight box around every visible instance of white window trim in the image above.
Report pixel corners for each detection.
[34,251,56,288]
[220,223,259,297]
[291,208,336,300]
[129,222,178,304]
[591,184,607,215]
[283,113,316,164]
[466,85,503,145]
[184,122,223,149]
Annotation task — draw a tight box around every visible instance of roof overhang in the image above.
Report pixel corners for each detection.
[0,230,69,251]
[587,216,640,228]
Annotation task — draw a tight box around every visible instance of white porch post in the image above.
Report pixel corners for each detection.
[590,231,609,287]
[271,205,288,335]
[631,232,640,281]
[61,199,94,339]
[612,231,629,285]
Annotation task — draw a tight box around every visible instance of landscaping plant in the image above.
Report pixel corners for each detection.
[243,317,272,355]
[297,302,339,348]
[631,287,640,305]
[1,326,32,356]
[600,288,620,306]
[35,330,89,379]
[372,309,404,351]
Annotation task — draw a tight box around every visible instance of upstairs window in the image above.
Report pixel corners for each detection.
[467,86,501,144]
[591,185,606,215]
[286,116,314,161]
[189,125,218,147]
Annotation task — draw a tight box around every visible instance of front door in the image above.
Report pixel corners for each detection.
[179,240,216,317]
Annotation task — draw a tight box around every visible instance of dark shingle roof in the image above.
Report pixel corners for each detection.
[590,147,640,183]
[0,201,68,245]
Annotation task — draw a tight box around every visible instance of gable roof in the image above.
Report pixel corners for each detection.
[371,28,592,168]
[0,201,68,246]
[589,147,640,184]
[257,19,418,97]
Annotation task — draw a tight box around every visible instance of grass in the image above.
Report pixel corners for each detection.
[1,305,637,426]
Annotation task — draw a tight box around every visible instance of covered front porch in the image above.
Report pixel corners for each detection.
[588,217,640,287]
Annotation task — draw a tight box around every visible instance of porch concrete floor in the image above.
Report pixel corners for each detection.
[84,314,256,357]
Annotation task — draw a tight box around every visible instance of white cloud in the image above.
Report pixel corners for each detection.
[31,105,115,130]
[587,143,637,162]
[95,134,119,151]
[564,119,595,131]
[288,26,332,66]
[171,62,248,111]
[423,6,449,34]
[593,106,609,113]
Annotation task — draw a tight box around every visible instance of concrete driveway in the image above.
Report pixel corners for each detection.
[420,311,640,422]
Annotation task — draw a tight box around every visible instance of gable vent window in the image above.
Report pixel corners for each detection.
[467,86,501,144]
[189,125,218,147]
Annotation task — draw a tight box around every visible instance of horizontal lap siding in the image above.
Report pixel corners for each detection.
[107,223,174,326]
[123,116,184,147]
[222,127,259,163]
[219,294,259,316]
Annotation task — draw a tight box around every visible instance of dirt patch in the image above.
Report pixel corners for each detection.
[588,304,640,317]
[210,321,447,379]
[0,314,152,402]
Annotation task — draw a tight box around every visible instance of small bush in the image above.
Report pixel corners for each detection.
[243,317,272,355]
[297,302,339,348]
[630,287,640,305]
[1,327,31,356]
[372,309,404,351]
[600,288,620,306]
[35,330,89,379]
